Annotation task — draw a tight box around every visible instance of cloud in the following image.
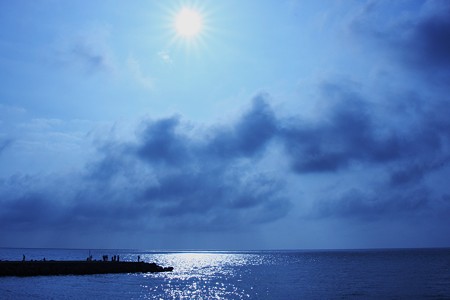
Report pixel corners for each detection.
[0,96,291,238]
[0,138,13,154]
[279,81,409,173]
[2,74,450,235]
[71,42,112,73]
[280,76,450,219]
[351,0,450,80]
[291,1,450,221]
[89,96,289,230]
[205,96,277,160]
[313,187,436,221]
[388,155,450,187]
[136,116,187,166]
[54,27,116,74]
[158,51,173,65]
[126,56,153,89]
[274,1,450,178]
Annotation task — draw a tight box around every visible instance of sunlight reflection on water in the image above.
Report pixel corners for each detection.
[137,252,264,299]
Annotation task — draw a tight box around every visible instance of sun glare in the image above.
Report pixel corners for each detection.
[175,8,203,38]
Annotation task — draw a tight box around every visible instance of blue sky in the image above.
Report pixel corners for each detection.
[1,0,450,250]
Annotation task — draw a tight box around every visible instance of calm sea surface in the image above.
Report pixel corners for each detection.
[0,248,449,299]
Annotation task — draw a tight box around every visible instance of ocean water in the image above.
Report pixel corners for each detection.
[0,248,449,299]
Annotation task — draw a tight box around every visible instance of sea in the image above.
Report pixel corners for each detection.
[0,248,449,299]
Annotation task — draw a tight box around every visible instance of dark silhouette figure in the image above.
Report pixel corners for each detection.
[117,255,120,262]
[22,255,25,262]
[138,255,140,262]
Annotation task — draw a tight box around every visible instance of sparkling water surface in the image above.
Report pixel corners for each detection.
[1,248,449,299]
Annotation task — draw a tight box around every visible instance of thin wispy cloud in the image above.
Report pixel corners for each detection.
[158,51,173,65]
[127,56,154,89]
[53,27,116,74]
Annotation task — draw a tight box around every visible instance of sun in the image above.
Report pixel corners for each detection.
[164,3,211,51]
[174,8,203,38]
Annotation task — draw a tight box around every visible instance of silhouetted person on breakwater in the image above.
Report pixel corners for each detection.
[138,255,140,262]
[22,255,25,262]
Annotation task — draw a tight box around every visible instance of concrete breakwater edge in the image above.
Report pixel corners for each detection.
[0,260,174,277]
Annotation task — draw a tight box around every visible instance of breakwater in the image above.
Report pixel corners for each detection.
[0,260,173,277]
